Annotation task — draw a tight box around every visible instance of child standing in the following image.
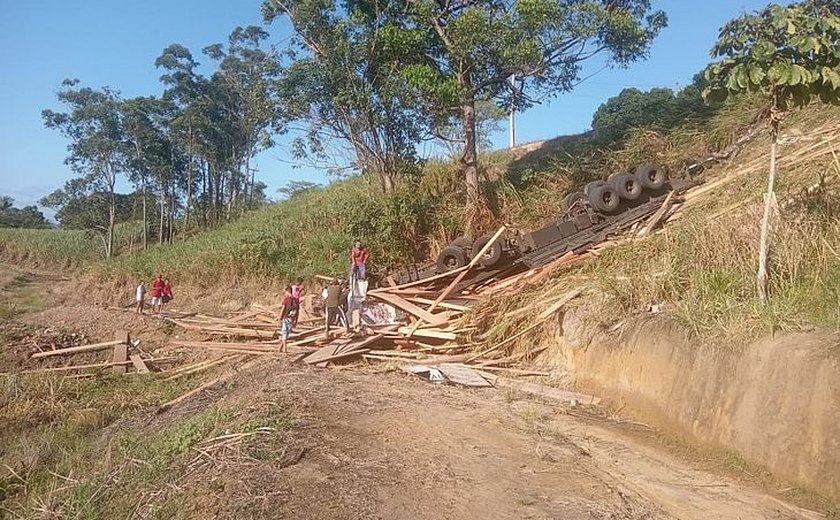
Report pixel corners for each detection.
[135,281,146,314]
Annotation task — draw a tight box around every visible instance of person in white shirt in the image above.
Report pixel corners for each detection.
[135,281,146,314]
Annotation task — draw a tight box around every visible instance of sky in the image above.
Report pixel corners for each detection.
[0,0,778,213]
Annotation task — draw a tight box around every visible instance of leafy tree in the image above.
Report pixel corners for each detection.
[703,0,840,301]
[204,26,282,212]
[277,179,322,198]
[0,197,50,229]
[263,1,426,193]
[371,0,667,214]
[42,80,128,258]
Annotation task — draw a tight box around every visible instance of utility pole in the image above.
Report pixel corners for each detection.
[508,74,516,148]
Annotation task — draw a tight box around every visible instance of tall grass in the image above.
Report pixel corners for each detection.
[101,175,464,287]
[0,229,100,269]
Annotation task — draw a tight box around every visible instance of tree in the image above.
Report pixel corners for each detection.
[372,0,666,215]
[42,80,128,258]
[263,1,427,194]
[592,88,677,141]
[0,197,50,229]
[277,179,322,198]
[703,0,840,301]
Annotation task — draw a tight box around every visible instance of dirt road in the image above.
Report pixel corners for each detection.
[233,364,821,520]
[0,264,828,519]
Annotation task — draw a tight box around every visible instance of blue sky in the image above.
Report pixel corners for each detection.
[0,0,777,211]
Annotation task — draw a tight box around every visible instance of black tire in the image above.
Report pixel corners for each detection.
[607,171,627,182]
[472,234,504,268]
[589,185,621,213]
[635,164,668,190]
[450,236,472,251]
[436,246,467,272]
[610,172,643,200]
[563,192,586,210]
[583,180,606,196]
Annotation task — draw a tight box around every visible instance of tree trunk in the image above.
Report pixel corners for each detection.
[460,99,480,206]
[382,169,396,194]
[185,128,194,229]
[107,188,116,259]
[142,180,148,250]
[756,126,779,302]
[158,177,165,246]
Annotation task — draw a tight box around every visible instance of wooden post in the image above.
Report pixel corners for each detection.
[112,330,130,374]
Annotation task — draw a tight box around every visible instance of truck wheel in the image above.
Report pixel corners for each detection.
[436,246,467,272]
[611,172,643,200]
[563,192,586,210]
[472,234,503,267]
[583,180,606,196]
[450,236,472,252]
[607,170,628,182]
[589,185,621,213]
[635,164,667,190]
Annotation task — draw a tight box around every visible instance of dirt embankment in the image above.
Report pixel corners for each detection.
[554,312,840,502]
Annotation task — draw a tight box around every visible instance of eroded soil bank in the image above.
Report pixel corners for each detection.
[556,313,840,502]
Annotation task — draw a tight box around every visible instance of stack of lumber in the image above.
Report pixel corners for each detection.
[163,226,589,377]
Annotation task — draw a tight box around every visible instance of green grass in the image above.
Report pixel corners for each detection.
[101,175,466,287]
[0,228,100,269]
[0,367,294,519]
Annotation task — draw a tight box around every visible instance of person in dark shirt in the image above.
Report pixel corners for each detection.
[278,286,297,353]
[324,278,348,336]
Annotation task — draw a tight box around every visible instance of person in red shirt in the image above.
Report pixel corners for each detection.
[162,279,174,309]
[150,273,165,314]
[278,286,298,353]
[349,240,369,280]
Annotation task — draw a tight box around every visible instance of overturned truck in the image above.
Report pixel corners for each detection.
[391,163,698,287]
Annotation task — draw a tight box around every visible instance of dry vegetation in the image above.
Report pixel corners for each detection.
[467,103,840,355]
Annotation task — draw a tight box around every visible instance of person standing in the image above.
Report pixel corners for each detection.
[324,278,348,336]
[291,277,303,326]
[150,273,165,314]
[278,286,297,353]
[162,279,174,310]
[135,281,146,314]
[349,240,369,280]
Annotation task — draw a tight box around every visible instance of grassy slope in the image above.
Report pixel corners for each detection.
[3,96,838,341]
[471,101,840,352]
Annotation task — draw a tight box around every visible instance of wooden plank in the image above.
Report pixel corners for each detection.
[637,191,676,237]
[339,334,383,354]
[537,287,584,320]
[303,343,343,365]
[129,354,150,374]
[29,339,124,360]
[310,348,370,365]
[396,327,457,340]
[386,275,397,287]
[369,265,470,294]
[406,297,470,312]
[438,364,493,387]
[112,344,129,375]
[14,361,133,375]
[369,292,449,326]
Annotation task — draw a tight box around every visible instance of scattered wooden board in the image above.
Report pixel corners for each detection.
[129,354,150,374]
[29,339,125,360]
[438,364,493,387]
[369,292,449,326]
